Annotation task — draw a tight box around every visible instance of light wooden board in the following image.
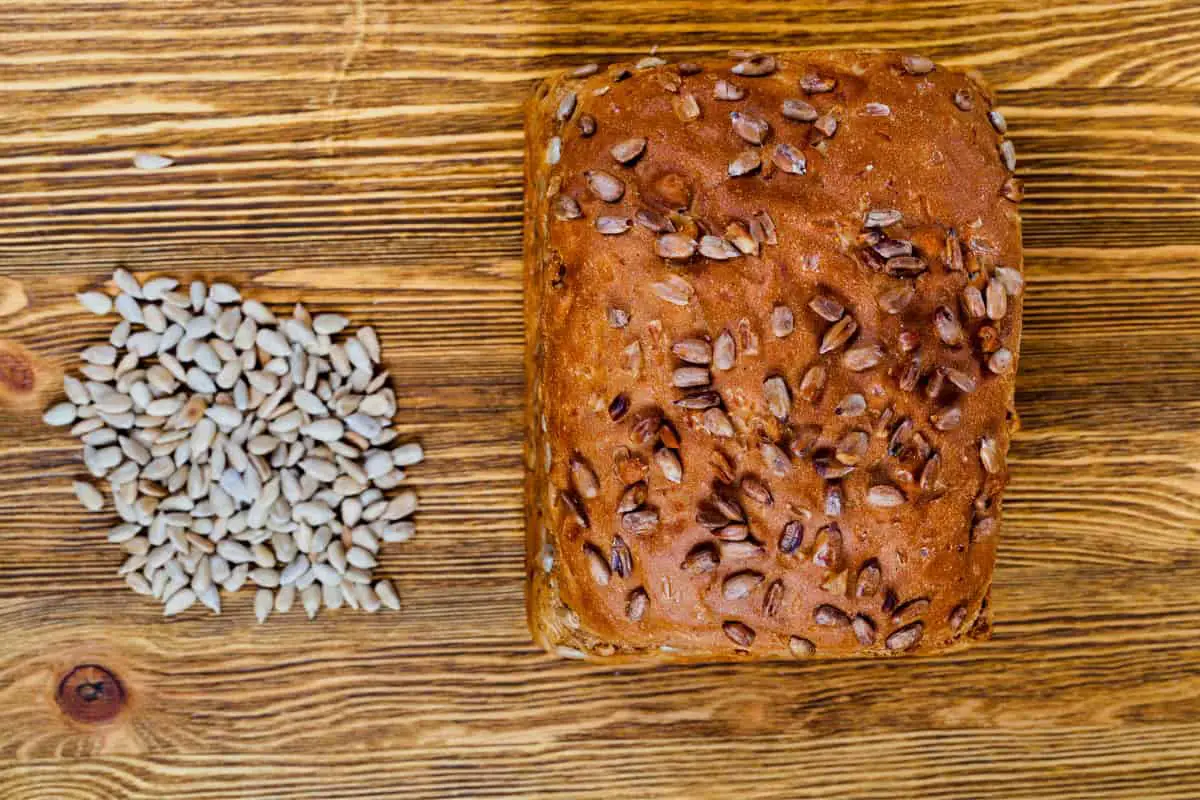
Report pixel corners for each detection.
[1,1,1199,797]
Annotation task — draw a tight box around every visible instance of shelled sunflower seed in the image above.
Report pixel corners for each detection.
[45,271,423,620]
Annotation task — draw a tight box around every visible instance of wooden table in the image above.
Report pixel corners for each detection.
[1,1,1198,797]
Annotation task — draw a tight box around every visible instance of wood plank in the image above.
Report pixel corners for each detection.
[1,0,1198,797]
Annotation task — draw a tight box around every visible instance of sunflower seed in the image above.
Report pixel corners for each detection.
[988,347,1014,374]
[999,140,1016,171]
[651,274,693,306]
[595,216,631,235]
[622,507,659,534]
[886,622,924,651]
[728,149,762,177]
[814,605,850,627]
[700,407,734,437]
[988,110,1007,134]
[782,98,818,122]
[986,279,1008,320]
[730,111,769,144]
[78,292,114,315]
[980,436,1003,474]
[656,233,697,260]
[772,143,806,174]
[902,54,934,75]
[953,88,974,111]
[820,315,857,353]
[610,137,647,165]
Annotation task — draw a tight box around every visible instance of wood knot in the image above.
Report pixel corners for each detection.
[57,665,125,723]
[0,342,35,394]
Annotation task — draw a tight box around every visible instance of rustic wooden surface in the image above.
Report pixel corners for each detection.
[1,1,1199,797]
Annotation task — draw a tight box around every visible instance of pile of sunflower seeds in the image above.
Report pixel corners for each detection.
[43,269,422,620]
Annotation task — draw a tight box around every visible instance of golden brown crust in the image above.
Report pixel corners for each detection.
[525,51,1022,663]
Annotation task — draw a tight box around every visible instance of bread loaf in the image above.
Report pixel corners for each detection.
[524,51,1022,662]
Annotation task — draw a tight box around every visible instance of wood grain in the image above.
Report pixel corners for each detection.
[1,1,1199,797]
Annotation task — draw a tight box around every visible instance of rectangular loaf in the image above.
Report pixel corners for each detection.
[524,50,1023,662]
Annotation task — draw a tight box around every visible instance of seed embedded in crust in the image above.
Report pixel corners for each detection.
[988,347,1014,374]
[865,208,903,228]
[949,604,968,632]
[595,216,631,235]
[813,604,850,627]
[813,113,838,138]
[988,110,1008,134]
[980,436,1003,474]
[723,570,764,600]
[585,544,611,586]
[651,274,694,306]
[610,535,633,578]
[798,365,826,403]
[809,295,844,322]
[699,235,742,260]
[852,614,877,645]
[713,330,736,370]
[617,481,647,514]
[622,506,660,534]
[608,393,630,421]
[723,620,756,648]
[555,91,577,122]
[789,636,816,657]
[999,140,1017,172]
[772,143,807,175]
[779,520,804,554]
[867,485,906,508]
[901,54,935,75]
[820,315,857,353]
[800,73,835,93]
[626,588,649,621]
[610,137,648,165]
[570,455,600,499]
[763,376,791,420]
[886,622,924,651]
[586,170,625,202]
[714,79,746,101]
[682,543,720,574]
[855,560,882,598]
[930,405,962,432]
[732,54,776,77]
[701,407,734,438]
[728,149,763,178]
[636,209,675,234]
[656,233,697,261]
[877,285,915,314]
[770,305,794,338]
[953,88,974,111]
[782,98,819,122]
[986,279,1008,320]
[811,524,843,570]
[843,345,884,371]
[934,306,964,346]
[834,393,866,417]
[673,93,701,122]
[731,111,770,144]
[740,477,772,506]
[672,338,712,365]
[654,448,683,483]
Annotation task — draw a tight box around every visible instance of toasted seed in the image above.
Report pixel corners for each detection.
[553,195,582,221]
[980,436,1003,474]
[762,376,791,420]
[626,587,649,621]
[656,233,698,260]
[836,431,870,466]
[772,143,806,174]
[595,215,633,235]
[723,570,764,600]
[988,347,1014,374]
[622,506,659,534]
[672,367,710,389]
[820,315,857,353]
[789,637,815,657]
[672,92,701,121]
[555,91,576,122]
[953,88,974,111]
[800,72,835,92]
[814,604,850,627]
[650,274,693,306]
[867,485,906,508]
[834,393,866,418]
[740,477,772,506]
[994,267,1025,296]
[808,295,844,322]
[798,365,826,403]
[714,79,745,101]
[902,54,935,75]
[770,305,794,338]
[877,284,915,315]
[988,110,1008,134]
[635,209,674,234]
[930,405,962,432]
[812,524,843,570]
[682,543,719,574]
[843,345,884,371]
[608,393,630,421]
[999,140,1016,172]
[934,306,964,346]
[855,561,882,599]
[586,170,625,202]
[986,279,1008,320]
[617,481,647,514]
[944,366,977,393]
[713,330,736,370]
[731,111,770,144]
[728,149,762,177]
[732,53,775,76]
[672,338,712,365]
[782,98,818,122]
[654,448,683,484]
[610,137,647,164]
[886,622,924,651]
[852,614,877,645]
